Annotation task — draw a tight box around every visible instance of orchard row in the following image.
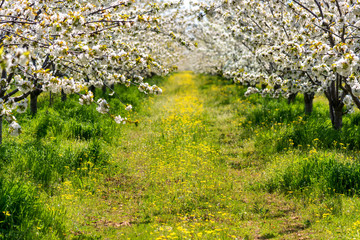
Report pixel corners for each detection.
[190,0,360,130]
[3,0,359,142]
[0,0,193,143]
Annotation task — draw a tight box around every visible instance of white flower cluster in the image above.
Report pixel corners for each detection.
[138,83,163,95]
[96,99,110,114]
[244,87,259,97]
[0,97,28,136]
[114,115,127,124]
[79,91,94,106]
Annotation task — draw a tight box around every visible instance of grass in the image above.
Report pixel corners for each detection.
[2,72,360,239]
[267,154,360,195]
[0,177,65,240]
[0,80,157,239]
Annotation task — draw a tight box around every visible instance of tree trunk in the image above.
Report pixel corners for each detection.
[89,85,95,97]
[333,108,343,130]
[287,92,298,104]
[61,89,67,102]
[30,91,38,115]
[329,102,343,130]
[274,84,281,91]
[325,75,344,130]
[304,92,315,114]
[102,84,107,95]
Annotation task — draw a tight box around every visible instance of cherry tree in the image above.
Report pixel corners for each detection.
[286,0,360,129]
[190,1,317,111]
[190,0,360,129]
[0,0,191,144]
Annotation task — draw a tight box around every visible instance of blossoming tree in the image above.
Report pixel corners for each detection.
[191,0,360,130]
[0,0,191,144]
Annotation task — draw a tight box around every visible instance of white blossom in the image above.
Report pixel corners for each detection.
[114,115,127,124]
[9,122,21,136]
[125,105,133,111]
[96,99,110,114]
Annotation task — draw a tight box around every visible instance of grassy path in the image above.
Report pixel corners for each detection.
[117,72,242,239]
[60,72,321,239]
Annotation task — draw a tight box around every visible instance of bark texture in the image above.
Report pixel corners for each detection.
[89,85,96,97]
[30,91,38,115]
[102,85,107,95]
[329,103,343,130]
[304,92,315,114]
[287,93,298,105]
[61,89,67,102]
